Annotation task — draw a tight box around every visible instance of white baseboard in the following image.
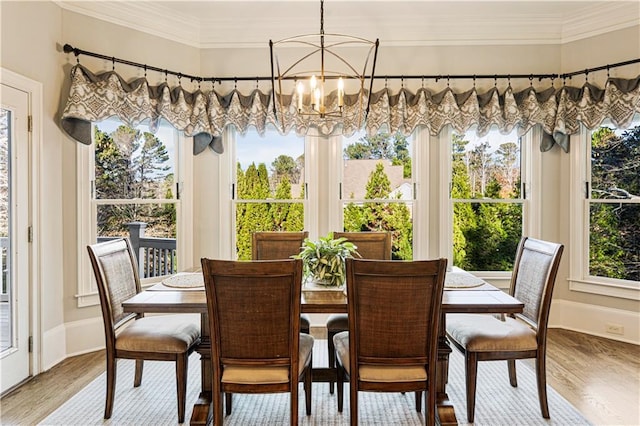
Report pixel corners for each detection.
[41,323,67,371]
[549,299,639,345]
[42,299,637,372]
[62,316,105,358]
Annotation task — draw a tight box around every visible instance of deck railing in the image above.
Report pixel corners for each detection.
[97,222,177,278]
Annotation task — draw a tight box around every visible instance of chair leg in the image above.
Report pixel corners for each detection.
[415,391,422,412]
[336,361,344,413]
[327,330,337,394]
[426,385,436,426]
[291,379,299,426]
[176,353,188,423]
[349,374,358,426]
[304,363,312,415]
[508,359,518,387]
[225,392,232,415]
[213,387,224,426]
[104,356,117,419]
[134,359,143,387]
[465,352,478,424]
[536,354,550,418]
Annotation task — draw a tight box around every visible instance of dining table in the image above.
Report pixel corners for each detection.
[122,267,523,426]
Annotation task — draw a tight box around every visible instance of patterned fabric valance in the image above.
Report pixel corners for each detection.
[61,65,640,154]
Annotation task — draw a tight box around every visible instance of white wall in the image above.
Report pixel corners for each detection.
[1,1,638,367]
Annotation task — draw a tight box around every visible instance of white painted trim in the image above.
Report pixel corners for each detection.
[549,299,640,345]
[41,323,66,371]
[326,133,340,238]
[63,317,105,359]
[439,126,540,271]
[53,1,639,49]
[524,127,542,238]
[76,143,95,307]
[568,122,640,299]
[219,127,234,260]
[49,297,638,372]
[413,127,429,259]
[569,279,640,301]
[177,131,194,269]
[438,127,453,263]
[306,128,323,239]
[1,68,43,376]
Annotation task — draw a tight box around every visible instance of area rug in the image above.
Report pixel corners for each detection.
[40,340,590,425]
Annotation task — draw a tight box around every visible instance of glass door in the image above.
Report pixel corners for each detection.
[0,83,31,394]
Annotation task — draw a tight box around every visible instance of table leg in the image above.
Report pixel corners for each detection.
[436,312,458,426]
[190,313,212,426]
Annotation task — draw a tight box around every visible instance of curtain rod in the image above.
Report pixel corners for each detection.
[63,43,640,85]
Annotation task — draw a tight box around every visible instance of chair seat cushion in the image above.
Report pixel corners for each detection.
[116,314,200,353]
[222,333,314,384]
[333,331,427,382]
[326,313,348,332]
[446,314,537,352]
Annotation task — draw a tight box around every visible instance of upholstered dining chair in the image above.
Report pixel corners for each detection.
[251,231,310,334]
[334,257,447,426]
[446,237,564,423]
[87,238,200,422]
[326,231,391,394]
[201,258,314,426]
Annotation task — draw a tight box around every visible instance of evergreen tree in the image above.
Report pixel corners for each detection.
[589,125,640,280]
[93,125,172,237]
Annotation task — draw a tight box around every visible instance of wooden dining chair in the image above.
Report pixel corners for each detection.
[87,238,200,422]
[446,237,564,423]
[326,231,391,394]
[252,231,310,335]
[201,258,314,426]
[334,257,447,426]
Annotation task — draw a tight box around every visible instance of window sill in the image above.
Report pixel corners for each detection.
[569,278,640,301]
[76,279,164,308]
[76,292,100,308]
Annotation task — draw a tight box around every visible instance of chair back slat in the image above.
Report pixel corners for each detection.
[333,231,392,260]
[347,258,447,367]
[202,259,303,365]
[87,238,142,345]
[252,231,308,260]
[510,237,564,330]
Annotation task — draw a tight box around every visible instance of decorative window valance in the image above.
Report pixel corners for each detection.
[61,64,640,154]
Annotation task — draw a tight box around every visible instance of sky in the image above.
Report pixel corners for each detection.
[96,117,520,172]
[235,126,519,171]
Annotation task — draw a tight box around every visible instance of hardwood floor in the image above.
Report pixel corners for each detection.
[1,329,638,425]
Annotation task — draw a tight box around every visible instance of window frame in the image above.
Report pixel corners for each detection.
[225,125,316,258]
[335,128,424,260]
[76,122,192,307]
[438,125,541,283]
[569,121,640,301]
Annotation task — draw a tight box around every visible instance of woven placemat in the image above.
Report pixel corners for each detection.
[445,271,485,288]
[161,272,204,288]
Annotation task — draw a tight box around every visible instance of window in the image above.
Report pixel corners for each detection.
[340,130,414,259]
[233,128,307,259]
[441,126,540,276]
[570,117,640,298]
[77,120,189,306]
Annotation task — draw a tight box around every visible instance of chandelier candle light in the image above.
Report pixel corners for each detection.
[270,0,379,127]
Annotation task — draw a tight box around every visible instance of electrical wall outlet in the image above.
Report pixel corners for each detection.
[605,323,624,335]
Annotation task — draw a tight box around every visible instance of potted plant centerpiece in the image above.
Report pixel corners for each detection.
[295,232,359,288]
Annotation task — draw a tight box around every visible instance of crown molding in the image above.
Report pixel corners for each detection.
[561,2,640,43]
[54,0,202,48]
[54,1,640,49]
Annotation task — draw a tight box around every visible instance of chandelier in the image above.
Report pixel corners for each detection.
[269,0,379,128]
